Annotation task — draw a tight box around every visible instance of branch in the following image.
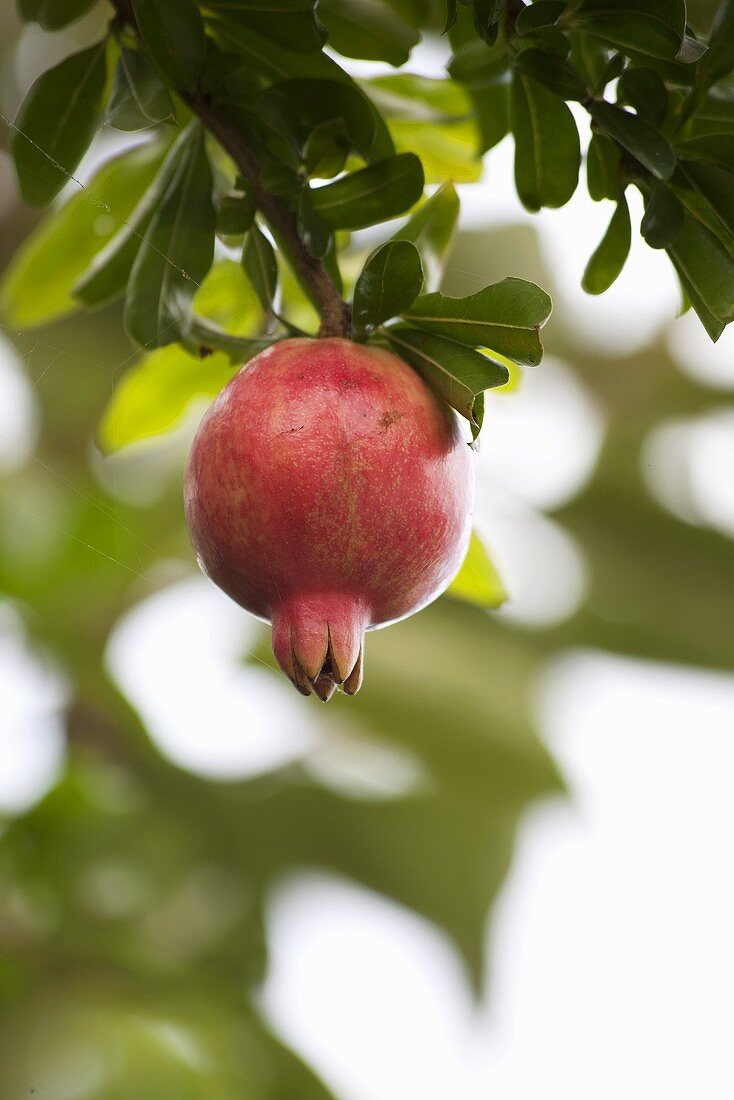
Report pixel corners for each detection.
[110,0,351,339]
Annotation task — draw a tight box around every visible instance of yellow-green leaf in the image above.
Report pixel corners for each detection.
[447,530,507,609]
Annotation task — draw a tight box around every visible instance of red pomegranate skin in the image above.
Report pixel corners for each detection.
[184,337,474,699]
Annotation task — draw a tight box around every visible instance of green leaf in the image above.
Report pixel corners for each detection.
[73,131,185,308]
[204,4,326,53]
[641,183,684,248]
[582,193,631,293]
[447,530,507,609]
[573,0,686,61]
[403,279,552,365]
[353,241,423,336]
[617,66,668,126]
[588,101,676,180]
[297,191,332,259]
[10,40,107,206]
[216,188,256,238]
[676,134,734,175]
[98,345,236,453]
[185,258,270,360]
[666,213,734,338]
[318,0,420,65]
[131,0,206,91]
[106,45,175,131]
[0,142,166,328]
[516,0,565,34]
[310,153,424,230]
[257,79,376,162]
[587,131,622,200]
[512,48,588,101]
[384,327,508,439]
[698,0,734,89]
[366,74,481,182]
[184,317,275,363]
[123,124,216,348]
[17,0,97,29]
[511,74,581,210]
[473,0,506,45]
[242,225,279,310]
[671,161,734,256]
[391,181,460,292]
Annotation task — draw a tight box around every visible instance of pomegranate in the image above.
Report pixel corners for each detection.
[184,338,474,700]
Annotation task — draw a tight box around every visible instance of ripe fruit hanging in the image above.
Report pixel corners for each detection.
[184,338,474,700]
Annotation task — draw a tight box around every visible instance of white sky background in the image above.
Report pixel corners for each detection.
[1,26,734,1100]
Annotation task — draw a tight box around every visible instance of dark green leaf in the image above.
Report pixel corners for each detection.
[257,79,376,161]
[216,189,256,238]
[131,0,206,91]
[242,224,279,310]
[617,66,668,126]
[204,4,326,53]
[106,45,175,132]
[676,134,734,174]
[473,0,506,45]
[1,142,166,327]
[183,318,275,364]
[512,47,588,100]
[685,90,734,138]
[511,74,581,210]
[310,153,424,230]
[666,213,734,337]
[403,278,553,365]
[698,0,734,88]
[587,131,622,200]
[573,0,686,61]
[304,121,349,178]
[471,83,511,153]
[672,160,734,256]
[297,191,331,259]
[391,181,460,292]
[124,124,216,348]
[516,0,566,34]
[73,133,185,308]
[641,182,684,248]
[204,13,395,160]
[588,101,676,180]
[582,192,631,293]
[10,41,107,205]
[384,327,508,439]
[317,0,419,65]
[17,0,97,29]
[353,241,423,336]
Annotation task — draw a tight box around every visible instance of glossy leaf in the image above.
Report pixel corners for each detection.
[672,161,734,257]
[352,241,423,336]
[511,74,581,210]
[512,48,588,101]
[310,153,424,230]
[242,225,279,311]
[667,214,734,338]
[582,193,631,293]
[11,41,107,205]
[391,181,460,292]
[589,101,676,180]
[641,183,684,248]
[106,45,175,131]
[587,131,622,200]
[675,135,734,176]
[124,124,216,348]
[447,530,507,609]
[258,79,376,161]
[17,0,97,29]
[573,0,686,61]
[618,66,668,126]
[0,143,166,328]
[73,133,185,308]
[131,0,207,90]
[403,279,553,365]
[385,327,508,438]
[204,3,326,53]
[217,189,256,239]
[318,0,420,65]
